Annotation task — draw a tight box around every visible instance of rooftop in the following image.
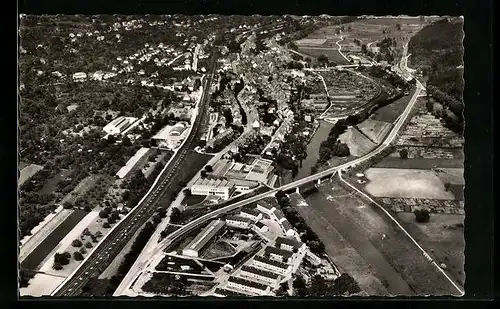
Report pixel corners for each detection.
[228,276,269,291]
[281,220,293,232]
[226,215,252,223]
[264,246,293,260]
[184,220,225,253]
[193,177,235,188]
[253,255,289,270]
[241,207,260,217]
[241,265,279,280]
[275,236,303,251]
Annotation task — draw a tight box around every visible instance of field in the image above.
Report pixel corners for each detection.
[339,127,377,157]
[370,91,417,123]
[364,168,455,200]
[397,212,465,286]
[356,119,393,144]
[40,169,73,195]
[200,240,236,260]
[20,209,87,271]
[59,174,102,207]
[19,273,65,297]
[19,164,44,186]
[298,46,349,65]
[305,180,462,295]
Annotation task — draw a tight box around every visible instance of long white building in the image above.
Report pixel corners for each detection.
[190,178,236,200]
[182,220,225,257]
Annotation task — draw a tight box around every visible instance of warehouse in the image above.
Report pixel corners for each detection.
[190,178,236,200]
[182,220,225,257]
[103,116,138,135]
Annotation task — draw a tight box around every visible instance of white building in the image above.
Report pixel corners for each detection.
[152,122,189,150]
[240,207,263,221]
[252,221,269,233]
[256,200,276,215]
[227,276,270,296]
[190,178,236,200]
[240,265,280,285]
[72,72,87,81]
[226,215,252,229]
[264,246,293,263]
[275,236,306,254]
[182,220,225,257]
[281,219,295,237]
[252,255,290,275]
[103,116,138,135]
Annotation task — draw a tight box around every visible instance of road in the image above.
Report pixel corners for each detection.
[51,52,219,296]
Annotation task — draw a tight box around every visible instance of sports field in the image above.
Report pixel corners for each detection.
[364,168,455,200]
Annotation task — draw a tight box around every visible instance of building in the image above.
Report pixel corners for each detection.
[227,276,270,296]
[275,236,306,254]
[182,220,225,257]
[305,250,322,266]
[152,122,189,149]
[72,72,87,81]
[103,116,138,135]
[272,209,286,223]
[213,288,247,297]
[115,147,150,179]
[252,255,290,275]
[264,246,293,263]
[253,221,269,233]
[240,207,263,221]
[256,200,276,215]
[190,178,236,200]
[281,220,295,237]
[240,265,280,285]
[226,215,252,229]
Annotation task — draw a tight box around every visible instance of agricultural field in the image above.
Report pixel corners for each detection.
[356,119,393,144]
[397,212,465,286]
[295,36,350,64]
[20,209,88,271]
[59,174,106,208]
[364,168,455,200]
[305,180,462,295]
[339,127,377,157]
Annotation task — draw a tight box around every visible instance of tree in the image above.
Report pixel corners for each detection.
[122,135,132,146]
[444,182,451,192]
[52,262,63,270]
[79,247,87,254]
[426,100,434,112]
[414,209,431,223]
[204,165,213,172]
[85,242,93,248]
[99,210,110,218]
[276,281,289,296]
[292,275,307,297]
[183,188,192,196]
[396,23,402,31]
[63,201,73,209]
[399,148,409,159]
[72,239,83,247]
[73,251,84,261]
[333,273,361,295]
[317,54,329,64]
[200,170,207,178]
[103,222,111,228]
[170,207,181,223]
[309,274,330,296]
[54,252,71,265]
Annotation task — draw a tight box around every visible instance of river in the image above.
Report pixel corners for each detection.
[295,120,334,180]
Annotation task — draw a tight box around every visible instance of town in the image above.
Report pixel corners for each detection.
[19,14,465,297]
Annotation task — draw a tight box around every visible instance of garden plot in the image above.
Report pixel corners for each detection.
[380,198,464,215]
[339,127,377,157]
[364,168,455,200]
[19,164,44,186]
[356,119,393,144]
[396,114,464,148]
[59,174,102,207]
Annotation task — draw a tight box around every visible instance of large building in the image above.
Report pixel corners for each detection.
[190,178,236,200]
[226,215,252,229]
[281,219,295,237]
[152,122,189,150]
[227,276,270,296]
[103,116,138,135]
[252,255,290,275]
[264,246,294,263]
[275,236,306,254]
[182,220,225,257]
[240,207,262,221]
[240,265,280,285]
[256,200,276,215]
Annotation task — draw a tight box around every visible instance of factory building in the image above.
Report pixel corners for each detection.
[182,220,225,257]
[103,116,138,135]
[190,178,236,200]
[240,265,280,285]
[264,246,294,263]
[227,276,270,296]
[252,255,290,275]
[226,215,252,229]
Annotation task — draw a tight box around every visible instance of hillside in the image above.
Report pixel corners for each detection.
[408,18,464,101]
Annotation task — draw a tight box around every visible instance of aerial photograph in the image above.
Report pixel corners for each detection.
[18,14,464,297]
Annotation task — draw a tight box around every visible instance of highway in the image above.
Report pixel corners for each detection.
[51,52,219,296]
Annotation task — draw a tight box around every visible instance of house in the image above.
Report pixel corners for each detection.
[240,207,263,221]
[227,276,270,296]
[182,220,225,257]
[226,215,252,229]
[190,178,236,200]
[256,200,276,215]
[72,72,87,81]
[272,209,286,223]
[240,265,280,285]
[264,246,293,263]
[275,236,306,253]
